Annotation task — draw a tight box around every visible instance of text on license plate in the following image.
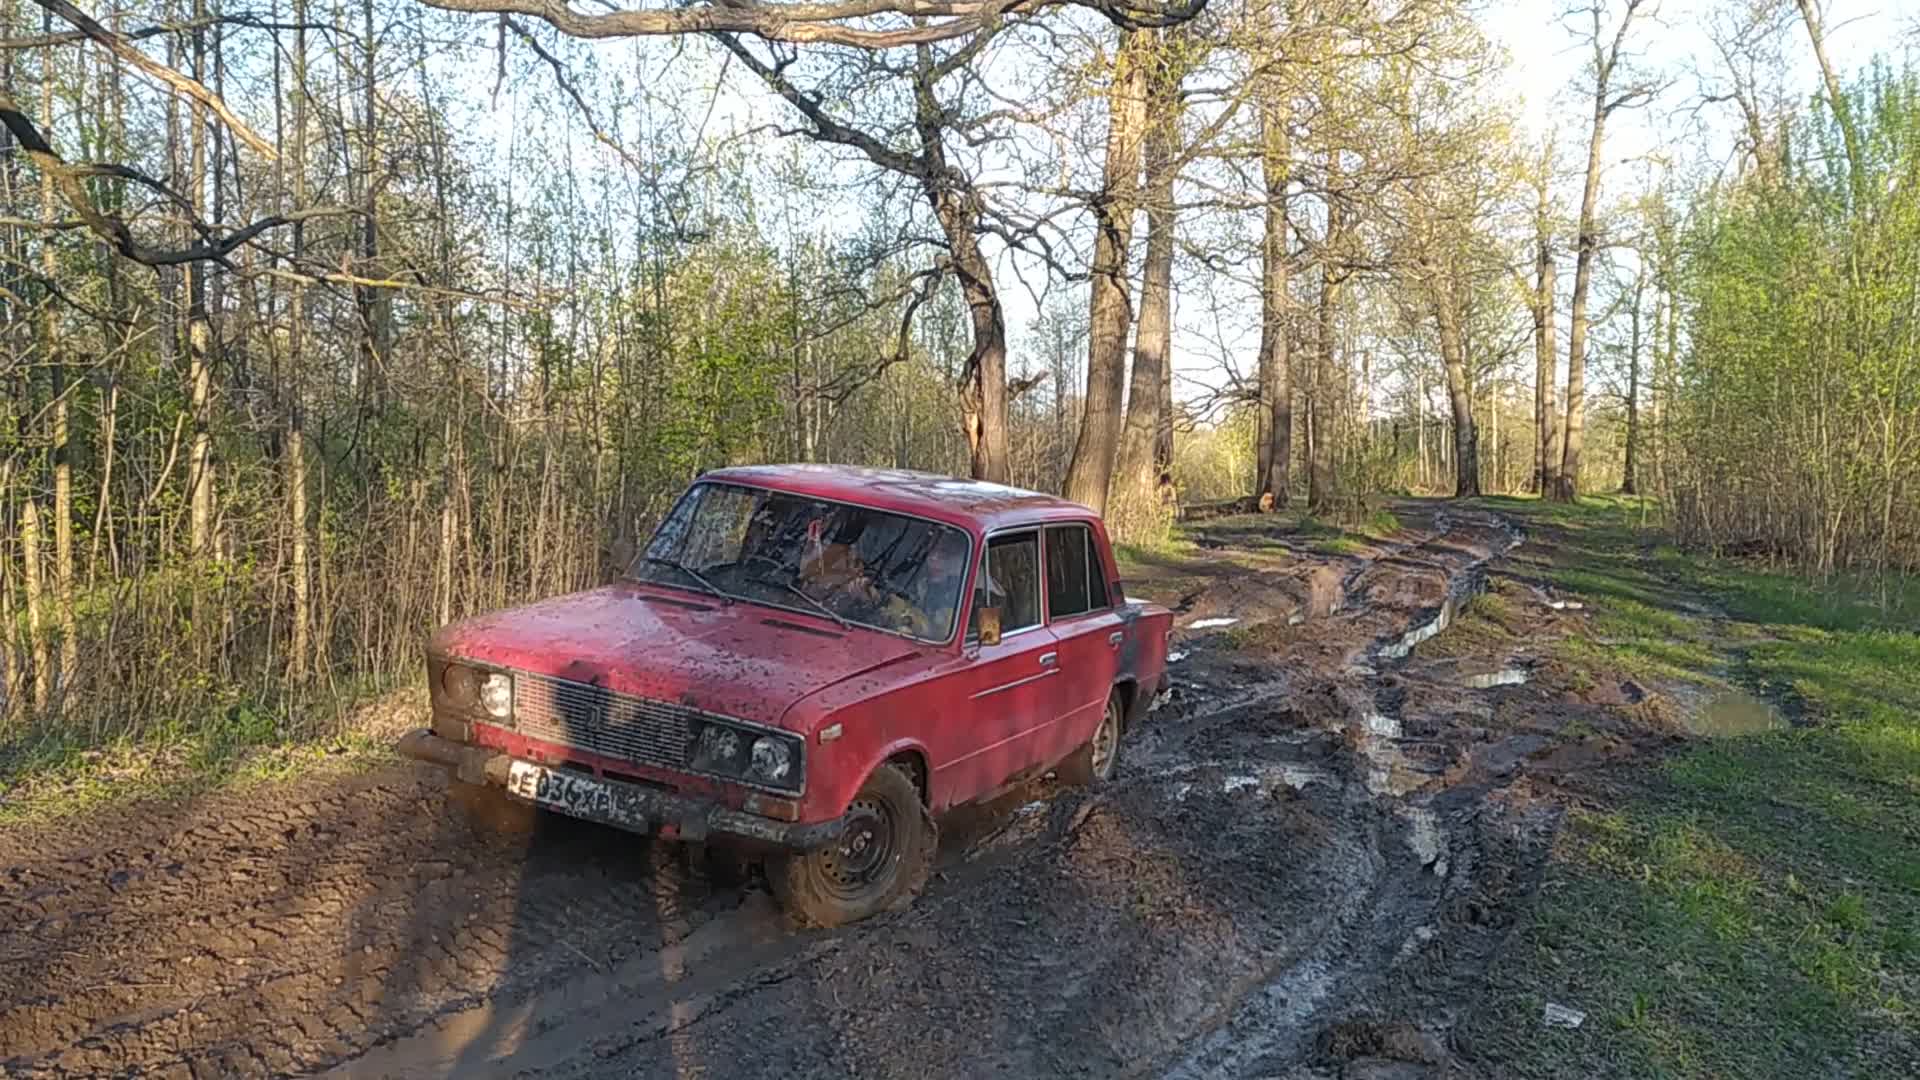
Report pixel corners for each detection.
[505,761,648,830]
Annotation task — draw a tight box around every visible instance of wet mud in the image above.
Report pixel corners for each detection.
[1,503,1690,1078]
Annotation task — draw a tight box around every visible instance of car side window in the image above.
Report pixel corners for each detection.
[1046,524,1110,619]
[972,532,1041,637]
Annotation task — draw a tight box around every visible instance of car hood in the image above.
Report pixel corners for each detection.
[428,582,927,730]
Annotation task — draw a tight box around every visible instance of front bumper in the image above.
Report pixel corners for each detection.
[396,729,844,852]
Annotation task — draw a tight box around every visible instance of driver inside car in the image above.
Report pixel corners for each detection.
[882,534,970,640]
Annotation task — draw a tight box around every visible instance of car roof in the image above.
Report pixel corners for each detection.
[696,464,1099,533]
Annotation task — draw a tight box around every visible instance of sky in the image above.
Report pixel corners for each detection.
[1494,0,1918,149]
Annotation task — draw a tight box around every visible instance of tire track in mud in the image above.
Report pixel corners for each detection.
[2,505,1545,1079]
[1,773,745,1078]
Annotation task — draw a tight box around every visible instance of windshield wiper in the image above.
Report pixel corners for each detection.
[642,556,731,605]
[777,580,851,630]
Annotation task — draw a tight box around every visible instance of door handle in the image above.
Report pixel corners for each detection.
[1038,652,1058,667]
[1107,631,1124,647]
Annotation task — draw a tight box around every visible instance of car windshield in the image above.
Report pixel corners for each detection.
[628,482,973,644]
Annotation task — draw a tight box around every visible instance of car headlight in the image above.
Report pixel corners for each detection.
[688,722,801,792]
[480,672,512,718]
[442,663,480,709]
[691,724,747,774]
[749,736,792,782]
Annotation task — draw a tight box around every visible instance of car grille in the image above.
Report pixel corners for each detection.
[510,671,700,770]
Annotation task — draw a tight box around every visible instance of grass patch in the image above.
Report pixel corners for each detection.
[1316,536,1368,557]
[1469,497,1920,1077]
[0,679,415,825]
[1113,533,1201,567]
[1363,508,1403,537]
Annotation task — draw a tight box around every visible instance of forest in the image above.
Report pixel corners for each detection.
[2,0,1916,755]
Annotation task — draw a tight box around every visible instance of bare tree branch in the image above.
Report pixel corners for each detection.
[419,0,1205,50]
[29,0,278,159]
[0,94,349,266]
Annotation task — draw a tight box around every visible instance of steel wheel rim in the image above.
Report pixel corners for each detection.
[819,795,896,900]
[1091,698,1120,779]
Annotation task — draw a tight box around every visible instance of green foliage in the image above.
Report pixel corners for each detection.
[1673,65,1920,575]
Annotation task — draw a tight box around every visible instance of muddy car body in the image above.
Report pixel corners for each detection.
[400,465,1174,924]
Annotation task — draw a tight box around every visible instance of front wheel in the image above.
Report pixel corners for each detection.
[767,764,933,927]
[1061,689,1124,786]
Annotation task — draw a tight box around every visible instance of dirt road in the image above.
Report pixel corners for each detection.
[1,504,1680,1078]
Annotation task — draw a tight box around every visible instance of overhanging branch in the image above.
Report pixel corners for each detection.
[0,94,350,266]
[30,0,278,159]
[419,0,1208,49]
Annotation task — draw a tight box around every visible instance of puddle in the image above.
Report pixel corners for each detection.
[1685,688,1787,736]
[1190,617,1240,630]
[1364,712,1403,738]
[1352,713,1431,797]
[1402,807,1449,876]
[1222,774,1261,795]
[1461,667,1530,689]
[1178,764,1334,801]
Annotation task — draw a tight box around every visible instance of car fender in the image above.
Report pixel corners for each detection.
[822,734,936,819]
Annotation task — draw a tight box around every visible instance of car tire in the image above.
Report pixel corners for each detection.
[1060,688,1125,787]
[767,764,933,927]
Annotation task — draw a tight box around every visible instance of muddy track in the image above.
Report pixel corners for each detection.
[2,505,1574,1079]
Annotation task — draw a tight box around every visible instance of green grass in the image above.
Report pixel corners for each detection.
[1315,536,1368,556]
[1469,498,1920,1077]
[0,679,414,825]
[1112,532,1201,567]
[1669,552,1920,633]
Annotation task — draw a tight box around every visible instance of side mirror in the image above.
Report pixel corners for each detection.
[976,606,1003,647]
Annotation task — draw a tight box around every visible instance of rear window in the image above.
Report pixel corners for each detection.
[1046,524,1110,619]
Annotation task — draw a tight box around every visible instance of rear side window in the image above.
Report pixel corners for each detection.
[973,532,1042,636]
[1046,525,1110,619]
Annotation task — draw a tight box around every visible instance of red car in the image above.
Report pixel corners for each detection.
[400,465,1174,925]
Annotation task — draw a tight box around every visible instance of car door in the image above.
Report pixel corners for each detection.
[1033,521,1125,769]
[933,529,1060,805]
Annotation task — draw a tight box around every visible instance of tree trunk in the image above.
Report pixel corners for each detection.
[1793,0,1865,208]
[940,198,1010,484]
[1155,338,1174,470]
[1433,279,1480,498]
[1255,95,1291,509]
[908,60,1010,484]
[1111,53,1179,531]
[40,28,76,707]
[1415,372,1427,491]
[1063,29,1150,513]
[22,494,48,714]
[1307,157,1342,516]
[186,4,215,555]
[1623,272,1643,495]
[1559,90,1613,500]
[1533,221,1559,495]
[357,0,390,410]
[288,0,311,681]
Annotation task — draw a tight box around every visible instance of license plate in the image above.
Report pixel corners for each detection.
[505,761,649,832]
